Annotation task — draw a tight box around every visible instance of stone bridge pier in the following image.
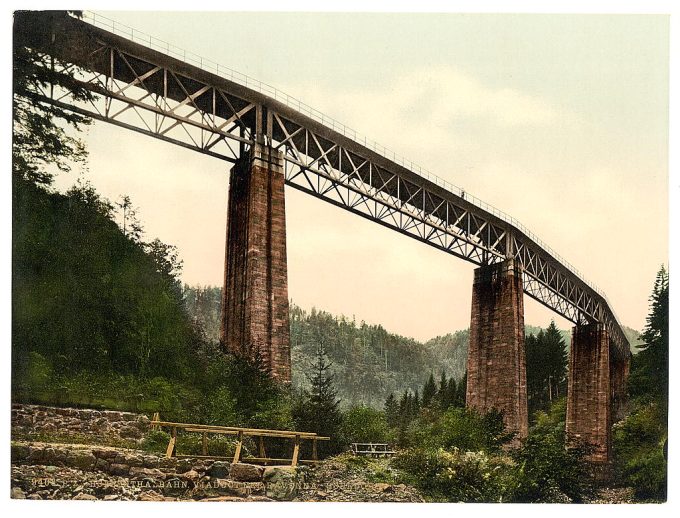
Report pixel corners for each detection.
[220,142,291,382]
[566,323,629,464]
[466,258,529,445]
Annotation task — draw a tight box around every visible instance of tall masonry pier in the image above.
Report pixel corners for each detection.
[466,258,529,445]
[220,142,291,382]
[566,323,628,464]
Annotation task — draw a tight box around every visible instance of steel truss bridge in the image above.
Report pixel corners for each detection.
[14,11,631,359]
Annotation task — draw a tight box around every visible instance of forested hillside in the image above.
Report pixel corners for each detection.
[184,286,645,409]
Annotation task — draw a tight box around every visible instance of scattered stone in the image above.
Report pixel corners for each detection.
[138,491,164,501]
[230,463,264,482]
[11,487,26,499]
[73,493,97,500]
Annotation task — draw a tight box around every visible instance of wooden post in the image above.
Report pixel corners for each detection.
[151,412,160,431]
[166,427,177,458]
[258,436,266,463]
[232,431,243,463]
[291,434,300,467]
[312,438,318,461]
[202,432,208,456]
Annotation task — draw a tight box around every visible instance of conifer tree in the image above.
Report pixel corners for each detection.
[384,392,398,427]
[295,341,342,455]
[630,265,669,408]
[422,372,437,408]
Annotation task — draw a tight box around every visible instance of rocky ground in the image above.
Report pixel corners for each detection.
[10,440,425,502]
[295,453,424,502]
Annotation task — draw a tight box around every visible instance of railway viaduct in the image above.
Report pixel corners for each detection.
[14,11,631,463]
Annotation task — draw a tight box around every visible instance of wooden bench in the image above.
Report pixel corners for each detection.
[350,442,396,457]
[150,418,329,466]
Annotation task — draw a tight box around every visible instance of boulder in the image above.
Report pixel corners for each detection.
[11,444,29,462]
[230,463,264,482]
[130,467,166,480]
[207,461,230,479]
[263,466,299,500]
[108,463,130,477]
[66,451,96,471]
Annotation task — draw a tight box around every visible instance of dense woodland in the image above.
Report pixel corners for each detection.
[12,15,668,502]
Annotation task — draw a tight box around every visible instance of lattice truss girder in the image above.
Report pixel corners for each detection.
[272,114,628,359]
[274,114,508,266]
[29,44,256,162]
[20,25,629,359]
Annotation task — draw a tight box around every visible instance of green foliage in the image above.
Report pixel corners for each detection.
[525,321,568,419]
[629,265,668,407]
[393,447,515,502]
[141,430,172,454]
[613,402,667,500]
[293,342,342,456]
[340,405,390,444]
[13,11,92,186]
[613,265,668,501]
[404,407,514,454]
[289,306,468,408]
[511,432,594,502]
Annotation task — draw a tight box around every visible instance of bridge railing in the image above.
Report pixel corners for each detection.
[80,10,609,304]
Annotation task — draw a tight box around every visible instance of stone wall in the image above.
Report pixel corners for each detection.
[11,404,151,444]
[11,441,294,501]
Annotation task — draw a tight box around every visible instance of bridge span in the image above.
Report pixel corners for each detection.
[15,11,630,462]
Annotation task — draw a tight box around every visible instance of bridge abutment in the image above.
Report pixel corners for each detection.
[466,258,528,445]
[220,143,291,382]
[566,323,611,463]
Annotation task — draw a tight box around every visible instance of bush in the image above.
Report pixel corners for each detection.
[510,431,594,502]
[141,430,171,454]
[340,405,390,445]
[624,447,667,500]
[393,447,515,502]
[405,407,513,453]
[613,402,667,501]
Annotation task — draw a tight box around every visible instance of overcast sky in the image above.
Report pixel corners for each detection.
[52,11,669,341]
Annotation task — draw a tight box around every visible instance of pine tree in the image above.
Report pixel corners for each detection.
[422,372,437,408]
[444,376,457,410]
[630,265,669,407]
[384,392,398,427]
[295,341,342,455]
[526,323,568,417]
[413,389,421,415]
[544,321,568,400]
[454,372,467,407]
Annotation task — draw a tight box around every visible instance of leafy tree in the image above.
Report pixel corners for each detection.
[340,405,390,444]
[13,11,93,187]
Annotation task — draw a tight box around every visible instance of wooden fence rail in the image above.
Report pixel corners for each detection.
[150,418,329,466]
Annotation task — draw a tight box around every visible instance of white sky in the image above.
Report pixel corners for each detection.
[50,10,669,341]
